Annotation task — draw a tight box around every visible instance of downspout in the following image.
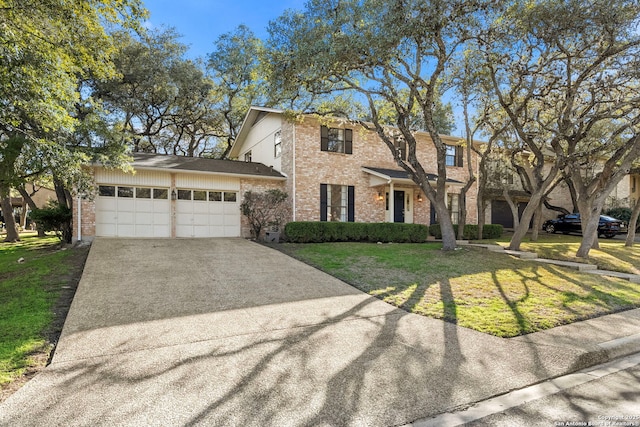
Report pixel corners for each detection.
[292,123,296,221]
[77,196,82,242]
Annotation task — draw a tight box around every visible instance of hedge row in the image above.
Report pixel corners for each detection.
[284,221,429,243]
[428,223,503,239]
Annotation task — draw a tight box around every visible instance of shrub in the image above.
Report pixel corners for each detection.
[604,207,639,231]
[429,223,503,240]
[30,203,72,242]
[240,190,288,240]
[284,222,428,243]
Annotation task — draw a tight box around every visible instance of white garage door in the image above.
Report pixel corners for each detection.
[96,185,171,238]
[175,189,240,238]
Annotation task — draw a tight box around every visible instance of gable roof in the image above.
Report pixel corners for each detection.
[129,153,286,179]
[230,106,284,159]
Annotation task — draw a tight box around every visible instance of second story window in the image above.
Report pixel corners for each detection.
[244,151,252,162]
[321,125,352,154]
[445,145,463,167]
[274,131,282,158]
[394,137,407,161]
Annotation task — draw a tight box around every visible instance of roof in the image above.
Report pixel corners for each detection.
[129,153,286,179]
[362,166,463,184]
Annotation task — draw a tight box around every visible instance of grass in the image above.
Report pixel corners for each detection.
[0,234,75,388]
[480,233,640,275]
[278,241,640,337]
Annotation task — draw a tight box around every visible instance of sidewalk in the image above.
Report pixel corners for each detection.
[1,238,639,426]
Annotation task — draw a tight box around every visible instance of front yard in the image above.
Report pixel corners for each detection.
[277,240,640,338]
[0,234,88,401]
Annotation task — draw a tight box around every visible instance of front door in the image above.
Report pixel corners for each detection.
[394,190,405,223]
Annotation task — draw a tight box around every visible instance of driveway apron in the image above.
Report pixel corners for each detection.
[1,238,635,427]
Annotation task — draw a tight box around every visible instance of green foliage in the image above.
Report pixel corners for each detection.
[284,222,428,243]
[30,203,73,242]
[605,207,640,231]
[429,223,503,240]
[240,190,288,240]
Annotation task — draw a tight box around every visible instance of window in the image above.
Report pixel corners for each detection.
[320,125,353,154]
[274,131,282,158]
[320,184,355,222]
[448,193,460,224]
[136,188,151,199]
[118,186,134,198]
[98,185,115,197]
[224,192,237,202]
[153,189,168,199]
[193,190,207,201]
[209,191,222,201]
[244,151,252,162]
[445,145,463,167]
[394,137,407,161]
[177,189,191,200]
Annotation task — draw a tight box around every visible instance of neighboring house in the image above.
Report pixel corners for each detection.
[73,153,285,241]
[229,106,479,230]
[0,185,56,230]
[483,153,640,228]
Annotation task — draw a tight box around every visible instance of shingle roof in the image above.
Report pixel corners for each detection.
[362,166,463,184]
[131,153,286,179]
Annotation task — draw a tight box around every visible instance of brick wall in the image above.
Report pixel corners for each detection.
[72,197,96,242]
[287,115,479,226]
[239,178,288,238]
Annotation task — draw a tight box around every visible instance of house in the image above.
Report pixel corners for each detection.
[229,106,479,231]
[73,106,480,241]
[485,151,640,229]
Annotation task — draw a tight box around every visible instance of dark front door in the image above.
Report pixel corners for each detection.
[394,190,405,223]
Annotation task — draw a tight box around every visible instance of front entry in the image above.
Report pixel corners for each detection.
[394,190,405,223]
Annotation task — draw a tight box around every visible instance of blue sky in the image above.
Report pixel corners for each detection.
[142,0,306,58]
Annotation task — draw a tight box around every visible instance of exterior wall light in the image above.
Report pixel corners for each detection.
[417,194,423,202]
[171,189,177,200]
[377,192,384,201]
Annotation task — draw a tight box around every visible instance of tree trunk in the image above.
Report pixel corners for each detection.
[509,192,543,250]
[0,187,20,242]
[477,194,486,240]
[625,197,640,247]
[53,177,73,243]
[530,203,543,241]
[576,211,601,258]
[503,188,519,229]
[17,186,46,237]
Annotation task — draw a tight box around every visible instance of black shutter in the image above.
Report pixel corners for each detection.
[321,126,329,152]
[320,184,328,221]
[456,145,463,167]
[344,129,353,154]
[347,185,355,222]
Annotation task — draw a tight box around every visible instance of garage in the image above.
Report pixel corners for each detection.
[82,153,286,240]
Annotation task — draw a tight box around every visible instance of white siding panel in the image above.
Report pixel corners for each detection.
[95,168,171,187]
[175,174,240,191]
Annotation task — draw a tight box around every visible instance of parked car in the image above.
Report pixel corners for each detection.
[543,213,626,238]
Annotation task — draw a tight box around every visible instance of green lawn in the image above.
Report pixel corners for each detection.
[278,242,640,337]
[0,235,75,387]
[480,233,640,275]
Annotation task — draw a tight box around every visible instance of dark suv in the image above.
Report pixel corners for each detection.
[543,213,626,239]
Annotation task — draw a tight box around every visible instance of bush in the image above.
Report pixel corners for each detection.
[240,189,288,240]
[428,223,503,240]
[604,207,640,231]
[30,203,72,242]
[284,222,429,243]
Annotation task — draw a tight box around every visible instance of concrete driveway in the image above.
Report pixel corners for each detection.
[2,238,639,426]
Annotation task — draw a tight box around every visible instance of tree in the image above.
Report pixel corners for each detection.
[0,0,147,242]
[94,28,224,157]
[267,0,497,250]
[478,0,640,256]
[240,190,288,241]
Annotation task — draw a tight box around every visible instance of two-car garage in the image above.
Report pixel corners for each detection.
[84,153,285,239]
